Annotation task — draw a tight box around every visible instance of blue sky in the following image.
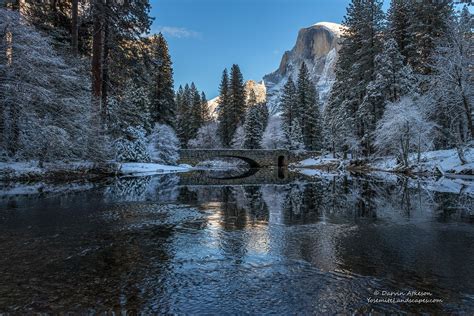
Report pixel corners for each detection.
[149,0,389,98]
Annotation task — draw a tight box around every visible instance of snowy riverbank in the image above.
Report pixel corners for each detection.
[0,161,191,181]
[119,163,191,176]
[293,148,474,178]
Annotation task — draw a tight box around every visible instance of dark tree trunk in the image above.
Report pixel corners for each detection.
[71,0,79,56]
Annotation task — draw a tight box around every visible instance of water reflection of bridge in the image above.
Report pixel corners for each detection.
[178,168,310,186]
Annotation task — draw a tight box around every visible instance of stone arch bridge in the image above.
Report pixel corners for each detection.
[179,149,319,168]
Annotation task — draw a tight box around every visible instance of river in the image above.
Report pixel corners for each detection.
[0,169,473,313]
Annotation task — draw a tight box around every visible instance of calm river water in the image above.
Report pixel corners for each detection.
[0,169,473,314]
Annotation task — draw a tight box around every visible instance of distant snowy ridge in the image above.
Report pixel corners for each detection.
[312,22,347,37]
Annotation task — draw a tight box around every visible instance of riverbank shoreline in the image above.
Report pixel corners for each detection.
[0,161,190,182]
[292,148,474,179]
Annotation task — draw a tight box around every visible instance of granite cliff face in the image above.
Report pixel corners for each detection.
[263,22,344,114]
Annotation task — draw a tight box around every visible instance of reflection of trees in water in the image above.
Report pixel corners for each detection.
[104,174,180,203]
[243,186,269,222]
[434,191,474,222]
[180,185,269,227]
[353,178,378,220]
[178,174,473,226]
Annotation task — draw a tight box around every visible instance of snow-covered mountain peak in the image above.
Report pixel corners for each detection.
[312,22,346,37]
[263,21,344,114]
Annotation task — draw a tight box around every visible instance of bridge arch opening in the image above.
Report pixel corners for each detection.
[278,155,287,168]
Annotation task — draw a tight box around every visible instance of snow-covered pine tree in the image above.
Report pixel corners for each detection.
[188,82,203,141]
[323,69,355,158]
[108,81,155,162]
[108,80,152,138]
[303,85,322,151]
[243,107,261,149]
[176,84,193,147]
[0,9,107,162]
[429,6,473,156]
[200,91,212,123]
[188,122,222,149]
[280,78,299,140]
[387,0,411,62]
[150,33,176,127]
[406,0,453,76]
[247,89,258,108]
[297,62,322,150]
[323,0,384,156]
[231,125,245,149]
[261,117,288,149]
[115,126,151,163]
[217,68,233,147]
[229,64,247,130]
[258,102,269,133]
[288,119,305,151]
[358,38,416,154]
[243,103,268,149]
[148,124,180,164]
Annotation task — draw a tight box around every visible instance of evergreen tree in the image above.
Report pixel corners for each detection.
[258,102,270,132]
[323,66,355,157]
[176,84,192,147]
[297,63,322,150]
[148,123,180,164]
[114,126,151,163]
[243,103,268,149]
[247,89,258,108]
[303,84,322,151]
[217,69,232,147]
[229,64,247,128]
[280,78,299,139]
[358,38,416,153]
[108,81,152,138]
[406,0,453,75]
[429,6,473,151]
[262,117,288,149]
[231,125,245,149]
[323,0,384,155]
[188,82,203,141]
[150,33,176,127]
[200,91,212,123]
[387,0,411,62]
[288,119,305,151]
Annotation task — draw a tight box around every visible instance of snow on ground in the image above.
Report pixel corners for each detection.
[294,148,474,195]
[295,149,473,176]
[372,148,474,175]
[119,163,190,176]
[0,161,191,180]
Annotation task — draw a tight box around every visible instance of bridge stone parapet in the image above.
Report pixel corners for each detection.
[178,149,321,168]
